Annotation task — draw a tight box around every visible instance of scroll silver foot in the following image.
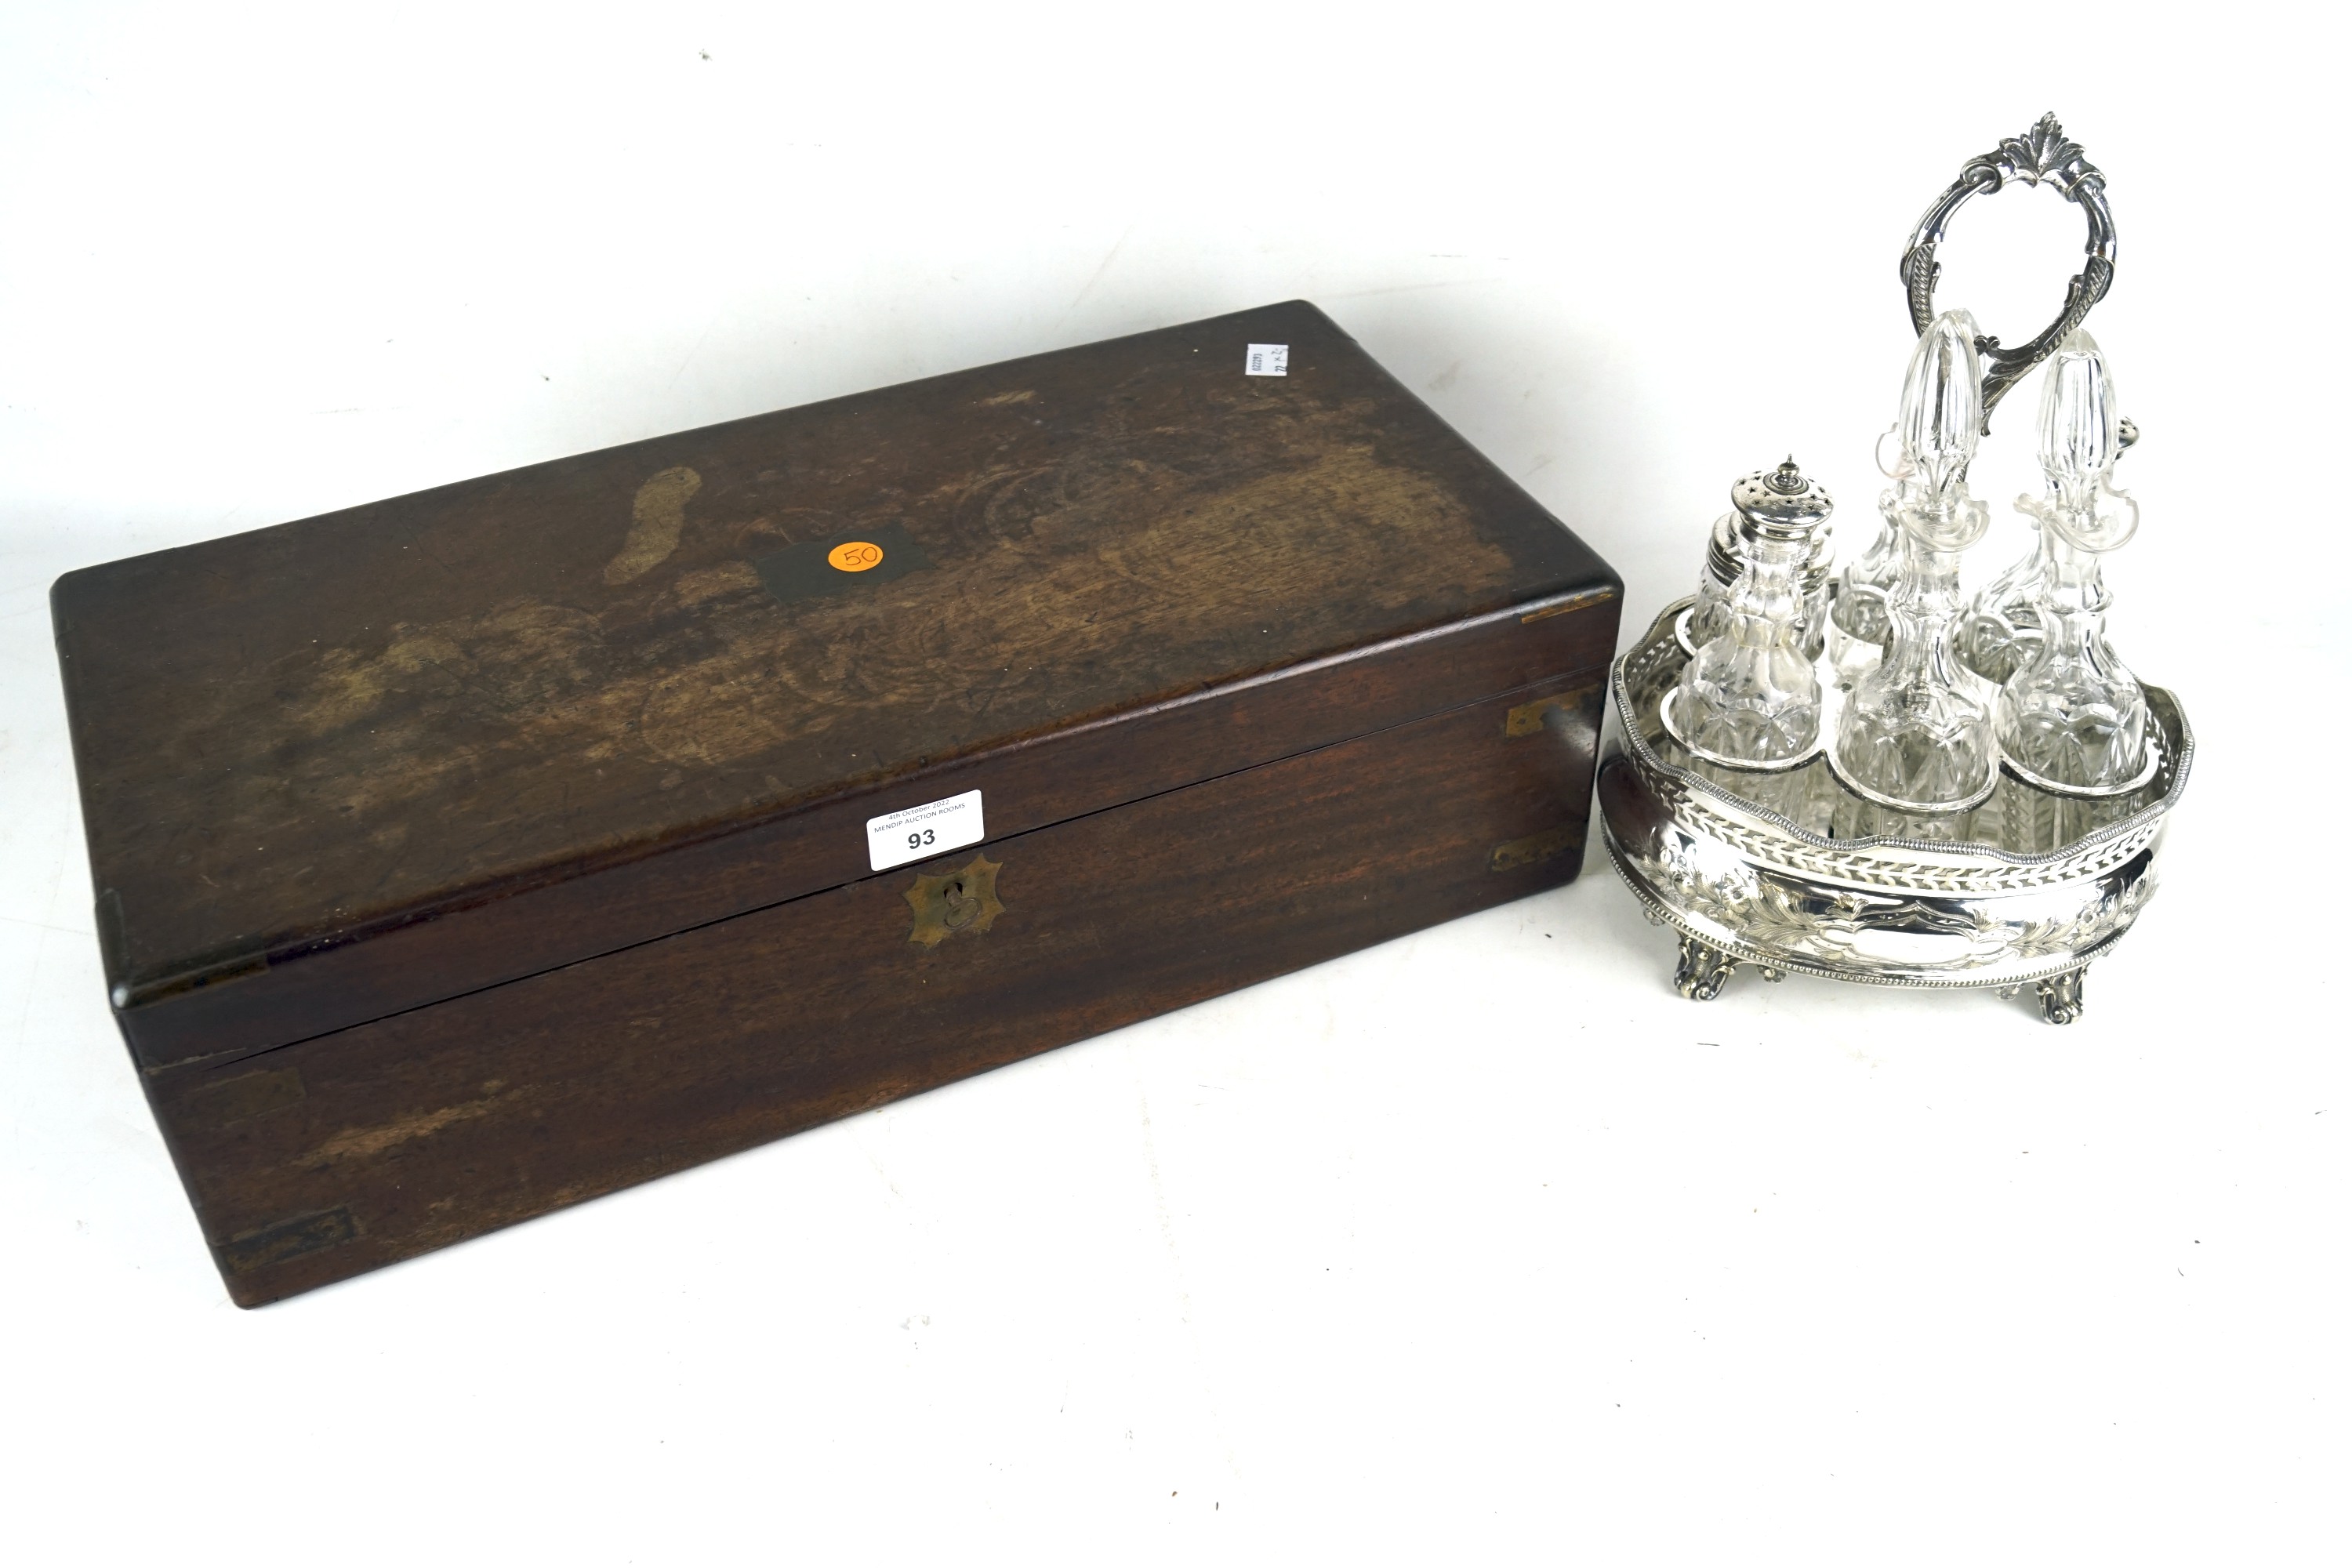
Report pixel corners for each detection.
[1674,935,1738,1000]
[2036,967,2088,1025]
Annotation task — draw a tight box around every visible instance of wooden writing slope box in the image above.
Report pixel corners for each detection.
[53,301,1621,1305]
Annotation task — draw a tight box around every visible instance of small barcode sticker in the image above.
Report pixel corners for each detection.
[866,789,985,872]
[1245,343,1289,376]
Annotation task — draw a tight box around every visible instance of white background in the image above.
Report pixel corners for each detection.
[2,3,2345,1563]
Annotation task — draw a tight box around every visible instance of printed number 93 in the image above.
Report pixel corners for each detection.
[908,827,937,851]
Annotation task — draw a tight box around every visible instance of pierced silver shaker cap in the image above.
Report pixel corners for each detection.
[1731,458,1834,541]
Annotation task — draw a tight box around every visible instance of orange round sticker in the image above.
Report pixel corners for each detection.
[826,540,885,573]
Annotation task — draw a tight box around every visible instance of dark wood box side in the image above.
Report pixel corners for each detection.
[142,663,1611,1306]
[101,586,1617,1073]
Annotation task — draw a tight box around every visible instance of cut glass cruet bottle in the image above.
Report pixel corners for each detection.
[1829,302,1990,666]
[1830,310,1998,834]
[1956,513,2045,686]
[1993,327,2150,792]
[1830,486,1901,653]
[1828,308,1978,656]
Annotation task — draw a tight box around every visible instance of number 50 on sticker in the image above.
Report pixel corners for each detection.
[865,789,985,872]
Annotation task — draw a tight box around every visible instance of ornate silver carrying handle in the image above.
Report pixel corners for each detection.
[1900,113,2115,423]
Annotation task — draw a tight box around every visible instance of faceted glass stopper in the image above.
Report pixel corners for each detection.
[1842,311,1990,648]
[1893,310,1984,500]
[2033,328,2140,550]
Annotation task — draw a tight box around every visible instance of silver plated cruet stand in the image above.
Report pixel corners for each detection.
[1597,115,2191,1023]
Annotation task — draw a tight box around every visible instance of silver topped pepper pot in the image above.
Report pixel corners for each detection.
[1664,458,1835,771]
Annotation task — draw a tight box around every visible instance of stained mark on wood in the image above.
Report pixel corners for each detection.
[604,466,703,585]
[1504,685,1599,738]
[299,1082,510,1167]
[216,1207,360,1275]
[186,1065,305,1127]
[249,443,1512,893]
[1490,823,1582,872]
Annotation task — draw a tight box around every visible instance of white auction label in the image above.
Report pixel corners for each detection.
[866,789,985,872]
[1244,343,1289,376]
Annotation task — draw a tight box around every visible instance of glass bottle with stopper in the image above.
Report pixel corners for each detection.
[1956,517,2045,686]
[1959,395,2136,688]
[1830,310,1998,837]
[1828,336,1965,659]
[1664,459,1834,774]
[1830,489,1901,655]
[1828,315,1990,670]
[1994,327,2150,794]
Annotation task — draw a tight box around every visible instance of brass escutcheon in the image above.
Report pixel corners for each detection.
[904,854,1006,948]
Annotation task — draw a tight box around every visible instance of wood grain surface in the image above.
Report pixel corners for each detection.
[54,300,1617,1068]
[145,670,1608,1305]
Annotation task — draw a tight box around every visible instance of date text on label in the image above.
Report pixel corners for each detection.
[866,789,985,872]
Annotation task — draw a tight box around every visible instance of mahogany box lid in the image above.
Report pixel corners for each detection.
[53,300,1620,1074]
